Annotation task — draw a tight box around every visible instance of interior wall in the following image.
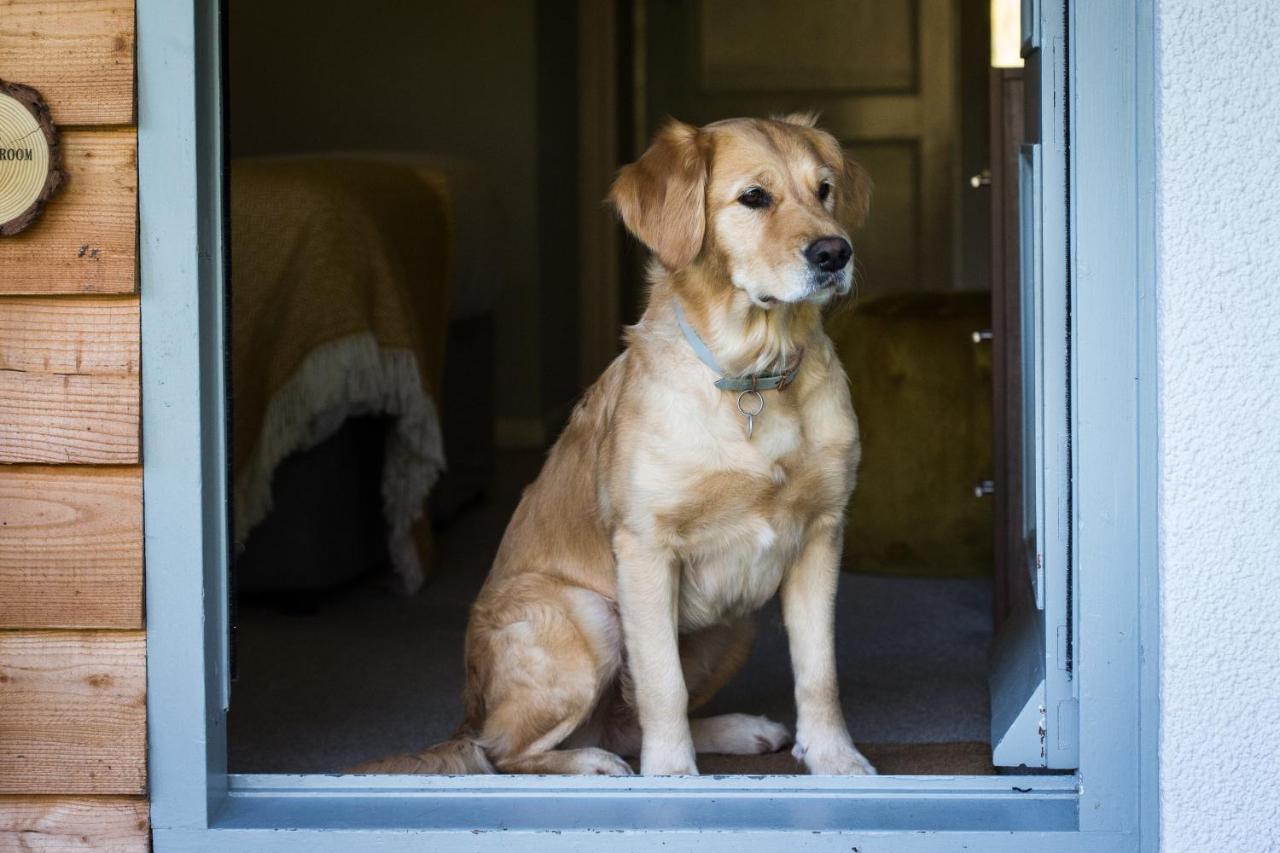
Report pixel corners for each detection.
[535,0,582,424]
[228,0,580,435]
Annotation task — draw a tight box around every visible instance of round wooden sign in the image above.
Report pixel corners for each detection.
[0,79,66,236]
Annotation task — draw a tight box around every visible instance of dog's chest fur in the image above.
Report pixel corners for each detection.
[625,362,857,633]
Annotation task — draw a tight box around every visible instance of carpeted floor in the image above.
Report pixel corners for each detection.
[228,451,995,775]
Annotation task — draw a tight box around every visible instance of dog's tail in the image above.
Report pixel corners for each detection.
[348,729,494,775]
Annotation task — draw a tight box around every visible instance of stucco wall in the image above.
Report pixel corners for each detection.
[1157,3,1280,849]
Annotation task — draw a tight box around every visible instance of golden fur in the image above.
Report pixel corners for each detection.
[371,115,874,776]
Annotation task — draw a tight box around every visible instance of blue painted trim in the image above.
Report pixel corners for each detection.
[1036,0,1078,771]
[989,594,1048,764]
[229,772,1078,794]
[140,0,229,833]
[1071,0,1156,840]
[139,0,1159,849]
[990,0,1078,773]
[217,772,1080,833]
[154,828,1136,853]
[218,777,1077,833]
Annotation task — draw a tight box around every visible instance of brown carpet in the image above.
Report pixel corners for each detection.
[696,741,994,776]
[355,742,994,776]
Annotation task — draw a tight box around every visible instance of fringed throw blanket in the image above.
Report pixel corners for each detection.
[230,157,453,593]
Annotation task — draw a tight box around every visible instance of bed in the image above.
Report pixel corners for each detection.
[229,154,502,595]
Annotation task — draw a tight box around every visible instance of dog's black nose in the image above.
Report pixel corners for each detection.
[804,237,852,274]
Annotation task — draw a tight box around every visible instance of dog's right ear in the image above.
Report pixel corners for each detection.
[610,120,706,270]
[838,154,873,233]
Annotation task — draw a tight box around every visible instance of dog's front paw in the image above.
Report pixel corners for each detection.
[793,741,876,775]
[640,743,699,776]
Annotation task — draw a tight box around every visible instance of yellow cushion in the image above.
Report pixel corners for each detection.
[829,292,993,578]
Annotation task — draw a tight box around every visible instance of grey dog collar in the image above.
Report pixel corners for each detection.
[672,299,802,393]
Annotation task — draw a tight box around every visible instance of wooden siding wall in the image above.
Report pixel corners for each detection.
[0,2,148,851]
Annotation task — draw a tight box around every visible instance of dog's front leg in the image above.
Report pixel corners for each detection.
[781,523,875,775]
[614,529,697,775]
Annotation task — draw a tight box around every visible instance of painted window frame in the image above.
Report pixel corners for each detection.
[141,0,1160,849]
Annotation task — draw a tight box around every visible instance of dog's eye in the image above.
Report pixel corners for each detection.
[738,187,771,209]
[817,181,832,202]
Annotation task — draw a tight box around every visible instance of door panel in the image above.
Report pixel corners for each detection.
[988,0,1077,769]
[1019,141,1043,609]
[642,0,961,297]
[697,1,916,93]
[853,143,919,295]
[990,67,1026,626]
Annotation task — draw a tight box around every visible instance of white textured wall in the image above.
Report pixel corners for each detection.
[1157,3,1280,850]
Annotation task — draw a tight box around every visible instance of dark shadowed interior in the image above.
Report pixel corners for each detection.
[225,0,1024,776]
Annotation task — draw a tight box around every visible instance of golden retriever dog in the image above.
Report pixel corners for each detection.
[377,114,873,776]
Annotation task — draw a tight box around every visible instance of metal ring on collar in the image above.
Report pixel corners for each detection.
[737,389,765,417]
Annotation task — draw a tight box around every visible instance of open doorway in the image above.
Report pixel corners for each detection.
[223,0,1032,777]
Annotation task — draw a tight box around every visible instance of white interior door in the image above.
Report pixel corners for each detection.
[988,0,1078,769]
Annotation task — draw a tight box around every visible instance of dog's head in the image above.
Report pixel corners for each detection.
[610,114,871,308]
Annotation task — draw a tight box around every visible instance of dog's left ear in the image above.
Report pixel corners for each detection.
[610,120,707,270]
[838,153,873,234]
[808,125,873,234]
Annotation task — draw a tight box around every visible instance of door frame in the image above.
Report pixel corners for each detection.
[142,0,1160,849]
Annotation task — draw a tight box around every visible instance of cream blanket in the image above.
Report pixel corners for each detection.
[230,157,453,593]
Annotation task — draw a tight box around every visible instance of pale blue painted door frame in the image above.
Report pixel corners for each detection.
[141,0,1160,849]
[989,0,1077,770]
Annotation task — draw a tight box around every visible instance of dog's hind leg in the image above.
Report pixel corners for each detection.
[597,619,791,759]
[689,713,792,755]
[684,619,792,755]
[682,619,758,711]
[600,705,790,758]
[495,747,632,775]
[474,586,632,776]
